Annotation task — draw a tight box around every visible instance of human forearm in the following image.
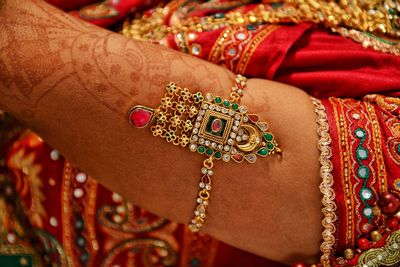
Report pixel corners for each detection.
[0,0,322,263]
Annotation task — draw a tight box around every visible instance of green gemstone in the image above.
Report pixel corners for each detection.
[198,146,205,153]
[232,103,239,110]
[263,133,273,142]
[363,207,373,218]
[257,147,268,156]
[267,143,274,150]
[206,148,213,156]
[397,144,400,154]
[355,128,366,139]
[357,166,370,179]
[223,100,230,107]
[389,9,395,15]
[214,13,225,19]
[214,97,222,104]
[214,151,222,159]
[246,24,256,31]
[271,2,283,8]
[360,188,372,200]
[356,147,369,160]
[396,180,400,190]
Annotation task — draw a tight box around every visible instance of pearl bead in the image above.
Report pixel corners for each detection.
[50,149,60,161]
[112,193,121,202]
[7,233,16,243]
[73,188,84,198]
[357,238,369,250]
[371,230,383,242]
[75,172,87,183]
[49,217,58,227]
[343,248,355,260]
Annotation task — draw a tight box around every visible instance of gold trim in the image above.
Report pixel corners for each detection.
[311,98,338,266]
[332,27,400,57]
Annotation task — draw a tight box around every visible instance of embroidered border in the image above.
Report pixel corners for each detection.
[331,98,356,246]
[311,98,338,266]
[365,101,387,193]
[61,161,75,266]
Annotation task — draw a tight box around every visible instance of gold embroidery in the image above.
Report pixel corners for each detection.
[332,28,400,56]
[123,2,399,41]
[61,161,74,266]
[365,101,388,192]
[9,149,45,228]
[358,229,400,266]
[331,98,356,246]
[311,98,337,266]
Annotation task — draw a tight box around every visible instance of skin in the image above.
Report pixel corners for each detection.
[0,0,322,264]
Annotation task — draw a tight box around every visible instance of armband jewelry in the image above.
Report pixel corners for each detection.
[128,75,281,232]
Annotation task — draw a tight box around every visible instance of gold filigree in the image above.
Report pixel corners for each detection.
[150,83,201,147]
[358,229,400,266]
[311,98,338,267]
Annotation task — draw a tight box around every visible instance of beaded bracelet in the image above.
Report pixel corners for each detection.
[128,75,281,232]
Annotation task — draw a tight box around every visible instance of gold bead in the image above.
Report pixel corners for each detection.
[372,206,381,216]
[343,248,355,260]
[371,230,383,242]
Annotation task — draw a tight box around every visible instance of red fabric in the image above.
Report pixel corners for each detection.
[320,95,400,265]
[6,132,287,267]
[276,27,400,98]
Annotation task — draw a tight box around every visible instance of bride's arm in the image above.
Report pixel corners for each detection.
[0,0,321,263]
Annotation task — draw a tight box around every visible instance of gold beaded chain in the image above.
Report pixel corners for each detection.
[122,0,400,42]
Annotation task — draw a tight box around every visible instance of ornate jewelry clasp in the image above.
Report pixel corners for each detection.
[128,79,280,163]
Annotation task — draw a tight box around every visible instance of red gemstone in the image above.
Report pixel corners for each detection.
[379,192,400,215]
[201,175,210,184]
[357,238,370,250]
[247,114,259,123]
[387,217,399,228]
[232,153,243,162]
[291,262,307,267]
[129,106,153,128]
[211,119,222,133]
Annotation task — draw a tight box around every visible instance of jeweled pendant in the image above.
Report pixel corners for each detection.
[128,82,280,164]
